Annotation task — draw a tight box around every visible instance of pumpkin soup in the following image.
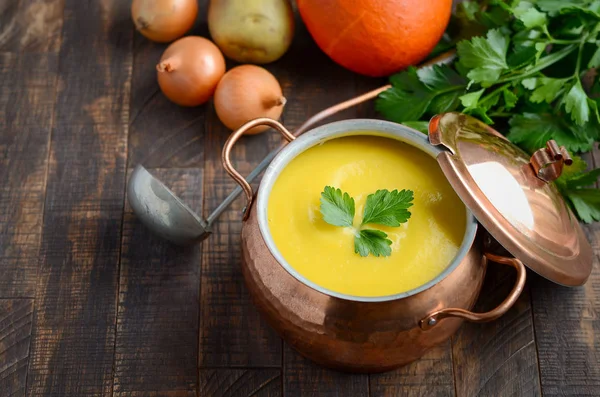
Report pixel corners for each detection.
[267,135,466,297]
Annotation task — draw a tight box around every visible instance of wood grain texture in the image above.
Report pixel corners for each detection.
[25,0,132,395]
[27,123,127,397]
[369,341,455,397]
[127,35,206,168]
[452,264,540,397]
[53,0,132,126]
[283,346,368,397]
[199,369,281,397]
[530,152,600,396]
[0,53,58,298]
[199,105,282,368]
[0,299,34,397]
[530,242,600,396]
[0,0,65,52]
[0,52,59,127]
[113,169,202,397]
[127,0,209,168]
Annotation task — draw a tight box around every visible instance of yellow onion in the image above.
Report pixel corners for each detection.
[132,0,198,43]
[214,65,286,134]
[157,36,226,107]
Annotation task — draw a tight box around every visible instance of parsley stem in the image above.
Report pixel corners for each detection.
[550,39,584,45]
[495,44,578,85]
[479,83,511,107]
[542,25,581,45]
[542,25,555,42]
[488,111,513,117]
[574,36,587,78]
[437,85,468,95]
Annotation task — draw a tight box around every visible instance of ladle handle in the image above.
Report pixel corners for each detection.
[222,118,296,220]
[420,253,526,330]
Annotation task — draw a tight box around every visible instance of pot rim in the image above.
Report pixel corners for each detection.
[256,119,478,302]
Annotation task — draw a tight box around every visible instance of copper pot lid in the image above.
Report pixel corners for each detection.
[428,112,593,286]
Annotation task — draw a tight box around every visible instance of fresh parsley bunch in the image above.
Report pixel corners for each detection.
[376,0,600,222]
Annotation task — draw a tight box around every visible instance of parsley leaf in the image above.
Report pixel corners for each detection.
[566,168,600,188]
[361,189,414,227]
[509,44,539,68]
[507,113,594,152]
[376,65,465,122]
[566,189,600,223]
[457,29,509,87]
[537,0,600,17]
[320,186,355,227]
[320,187,414,257]
[588,46,600,68]
[514,3,548,28]
[354,229,392,258]
[522,77,569,104]
[503,88,519,109]
[459,89,485,109]
[555,156,600,223]
[402,121,430,133]
[556,155,589,187]
[419,65,467,113]
[564,80,591,126]
[461,1,480,21]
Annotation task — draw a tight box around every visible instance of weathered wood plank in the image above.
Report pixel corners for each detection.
[53,0,132,126]
[0,53,58,298]
[530,151,600,396]
[199,369,281,397]
[369,341,455,397]
[283,346,368,397]
[199,106,282,367]
[0,52,59,127]
[0,299,34,397]
[452,264,540,397]
[113,168,202,397]
[27,124,127,397]
[25,0,132,395]
[127,0,209,168]
[0,0,65,52]
[127,34,206,168]
[530,240,600,396]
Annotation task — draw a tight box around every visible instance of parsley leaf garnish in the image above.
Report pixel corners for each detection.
[354,230,392,258]
[320,187,414,257]
[319,186,355,227]
[361,189,414,226]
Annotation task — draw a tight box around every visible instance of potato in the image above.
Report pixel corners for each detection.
[208,0,295,64]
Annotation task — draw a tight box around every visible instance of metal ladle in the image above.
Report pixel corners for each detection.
[127,51,456,245]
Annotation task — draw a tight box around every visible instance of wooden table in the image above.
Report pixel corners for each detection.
[1,1,599,396]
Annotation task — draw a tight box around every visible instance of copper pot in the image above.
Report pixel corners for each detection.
[221,115,591,372]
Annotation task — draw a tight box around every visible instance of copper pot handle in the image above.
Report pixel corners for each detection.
[420,253,526,330]
[222,118,295,220]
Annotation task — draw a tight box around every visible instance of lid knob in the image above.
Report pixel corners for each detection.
[530,140,573,183]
